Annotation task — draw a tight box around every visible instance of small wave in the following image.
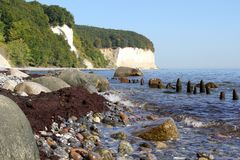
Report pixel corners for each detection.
[102,91,122,103]
[102,91,135,107]
[183,117,206,128]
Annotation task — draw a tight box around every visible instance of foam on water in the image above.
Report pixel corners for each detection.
[103,93,121,103]
[183,117,206,128]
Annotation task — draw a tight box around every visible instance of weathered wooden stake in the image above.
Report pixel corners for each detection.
[206,86,211,95]
[200,80,205,93]
[187,81,192,93]
[193,86,197,94]
[140,78,144,85]
[233,89,239,100]
[219,92,225,100]
[176,78,182,93]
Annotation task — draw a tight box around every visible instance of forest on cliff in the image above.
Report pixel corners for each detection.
[0,0,154,68]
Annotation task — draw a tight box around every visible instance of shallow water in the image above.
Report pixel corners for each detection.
[95,69,240,159]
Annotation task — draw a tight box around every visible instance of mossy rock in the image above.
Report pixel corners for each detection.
[135,118,180,141]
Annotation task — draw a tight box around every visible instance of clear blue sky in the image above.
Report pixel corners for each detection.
[35,0,240,69]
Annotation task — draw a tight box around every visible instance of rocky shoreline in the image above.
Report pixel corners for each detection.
[0,67,216,160]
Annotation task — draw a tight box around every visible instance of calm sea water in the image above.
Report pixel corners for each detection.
[95,69,240,159]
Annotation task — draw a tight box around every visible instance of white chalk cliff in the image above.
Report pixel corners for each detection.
[51,24,77,54]
[100,47,157,69]
[0,48,11,68]
[51,24,94,68]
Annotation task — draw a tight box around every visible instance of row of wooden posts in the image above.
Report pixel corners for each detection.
[175,78,239,100]
[139,78,239,101]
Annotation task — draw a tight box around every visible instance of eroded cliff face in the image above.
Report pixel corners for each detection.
[51,24,94,68]
[100,47,157,69]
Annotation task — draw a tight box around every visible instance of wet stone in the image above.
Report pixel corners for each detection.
[97,148,114,160]
[53,147,69,159]
[154,141,168,149]
[111,132,128,140]
[70,151,83,160]
[118,140,134,155]
[88,152,102,160]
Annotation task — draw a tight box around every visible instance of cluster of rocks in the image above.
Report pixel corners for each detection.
[36,112,115,160]
[0,70,24,91]
[0,68,110,97]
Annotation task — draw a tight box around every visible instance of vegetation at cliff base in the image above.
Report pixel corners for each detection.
[75,25,155,52]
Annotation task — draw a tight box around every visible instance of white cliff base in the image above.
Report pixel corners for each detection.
[0,48,11,68]
[100,47,157,69]
[51,24,93,68]
[83,59,94,69]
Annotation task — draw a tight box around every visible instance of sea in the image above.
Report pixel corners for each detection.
[94,69,240,160]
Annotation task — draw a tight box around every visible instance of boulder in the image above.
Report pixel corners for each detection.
[32,76,70,91]
[119,77,129,83]
[15,82,51,95]
[114,67,143,77]
[205,82,218,89]
[2,79,18,91]
[8,68,29,78]
[57,69,109,92]
[0,95,39,160]
[135,118,180,141]
[118,141,134,155]
[83,72,109,92]
[148,78,165,89]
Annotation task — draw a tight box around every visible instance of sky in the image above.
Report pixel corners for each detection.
[35,0,240,69]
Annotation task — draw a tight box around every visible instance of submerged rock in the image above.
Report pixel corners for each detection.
[197,152,214,160]
[114,67,143,77]
[97,148,114,160]
[111,132,128,140]
[0,95,39,160]
[205,82,218,89]
[119,77,130,83]
[148,78,165,89]
[14,81,51,95]
[135,118,180,141]
[118,141,134,155]
[154,141,168,149]
[32,76,70,91]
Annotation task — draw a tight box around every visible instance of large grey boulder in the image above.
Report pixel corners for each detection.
[114,67,143,77]
[134,118,180,141]
[0,95,40,160]
[82,72,109,92]
[57,69,109,92]
[9,68,29,78]
[15,82,51,95]
[32,76,70,91]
